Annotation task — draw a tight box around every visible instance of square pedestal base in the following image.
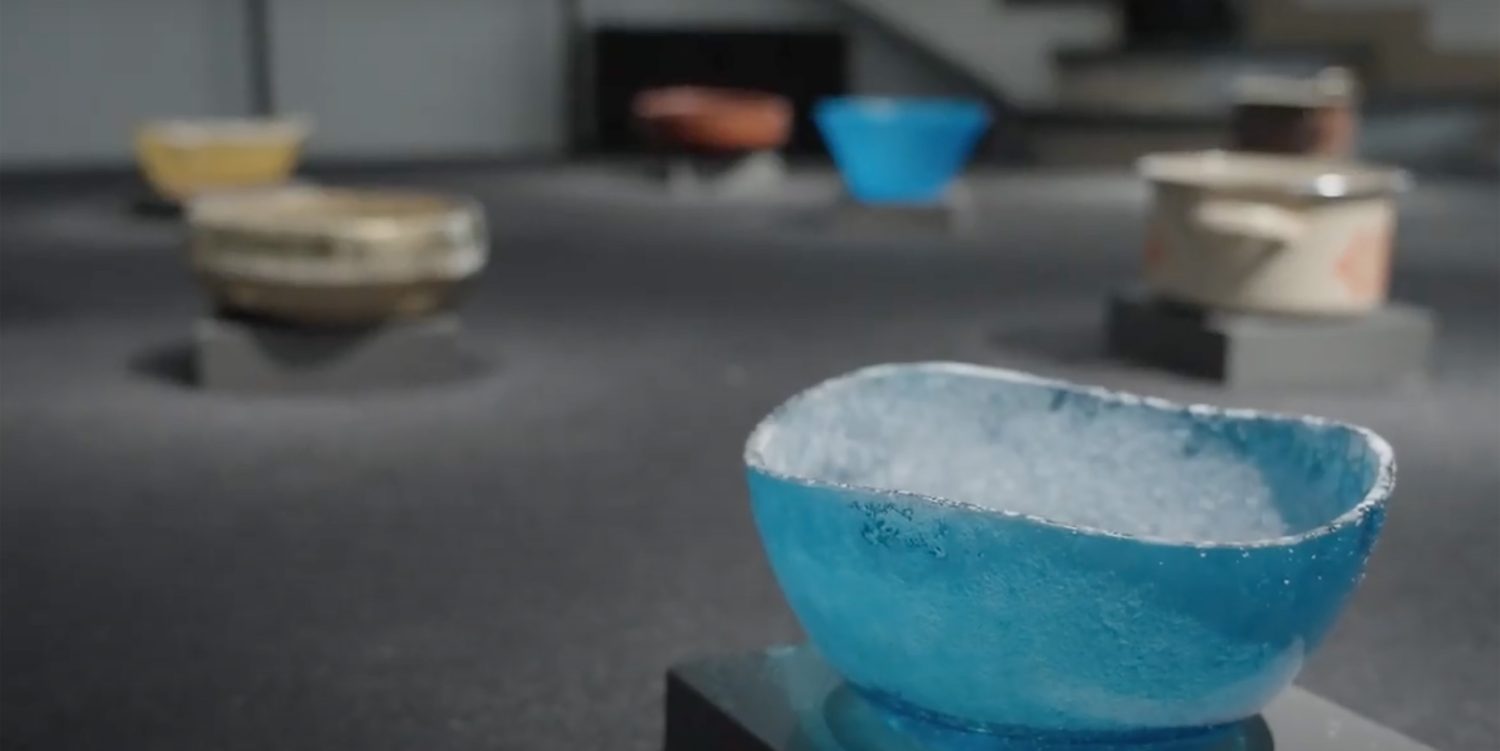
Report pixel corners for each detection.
[1106,288,1436,387]
[665,645,1431,751]
[194,312,483,393]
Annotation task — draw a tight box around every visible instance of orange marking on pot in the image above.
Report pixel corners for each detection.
[1336,222,1392,302]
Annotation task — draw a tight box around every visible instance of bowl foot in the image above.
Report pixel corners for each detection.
[664,645,1433,751]
[846,687,1257,751]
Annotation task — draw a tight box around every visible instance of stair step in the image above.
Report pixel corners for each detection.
[1246,0,1500,91]
[1023,99,1500,171]
[1249,4,1426,43]
[1055,43,1367,67]
[1055,45,1363,117]
[1364,89,1500,113]
[829,0,1120,105]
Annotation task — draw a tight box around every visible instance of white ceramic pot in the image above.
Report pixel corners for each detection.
[1138,151,1409,316]
[187,186,487,325]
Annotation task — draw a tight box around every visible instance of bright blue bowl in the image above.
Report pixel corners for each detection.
[815,97,990,205]
[745,363,1392,748]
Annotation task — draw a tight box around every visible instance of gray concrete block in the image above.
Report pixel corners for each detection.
[1107,287,1436,388]
[194,312,484,393]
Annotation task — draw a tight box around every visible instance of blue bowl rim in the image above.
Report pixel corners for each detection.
[744,361,1394,550]
[814,96,992,120]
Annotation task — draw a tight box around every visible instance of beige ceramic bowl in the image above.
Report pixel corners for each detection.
[136,118,311,201]
[1138,150,1409,316]
[187,186,488,326]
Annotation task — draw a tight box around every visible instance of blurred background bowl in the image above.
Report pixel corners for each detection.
[187,186,487,326]
[135,118,311,201]
[814,97,989,204]
[632,86,792,154]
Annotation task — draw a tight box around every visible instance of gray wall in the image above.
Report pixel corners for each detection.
[268,0,567,159]
[847,21,978,98]
[0,0,969,169]
[1305,0,1500,52]
[0,0,251,166]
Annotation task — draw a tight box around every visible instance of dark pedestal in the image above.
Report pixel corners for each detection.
[194,312,484,393]
[129,193,184,219]
[1106,287,1436,388]
[665,645,1431,751]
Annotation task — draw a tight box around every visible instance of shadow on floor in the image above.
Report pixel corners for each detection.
[128,341,196,388]
[984,315,1112,366]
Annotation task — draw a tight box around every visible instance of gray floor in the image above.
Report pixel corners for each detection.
[1,165,1496,750]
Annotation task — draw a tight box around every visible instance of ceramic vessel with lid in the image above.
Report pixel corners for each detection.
[187,186,487,326]
[1138,150,1409,316]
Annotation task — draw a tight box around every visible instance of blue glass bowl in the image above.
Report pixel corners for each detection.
[745,363,1393,748]
[815,97,990,205]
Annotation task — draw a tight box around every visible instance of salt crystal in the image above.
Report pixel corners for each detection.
[754,367,1294,543]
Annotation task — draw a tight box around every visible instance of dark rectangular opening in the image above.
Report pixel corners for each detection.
[589,27,847,154]
[1121,0,1242,48]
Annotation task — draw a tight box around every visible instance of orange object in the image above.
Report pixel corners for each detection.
[1336,221,1394,304]
[633,87,792,153]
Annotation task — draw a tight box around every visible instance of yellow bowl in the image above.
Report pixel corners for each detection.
[135,118,310,201]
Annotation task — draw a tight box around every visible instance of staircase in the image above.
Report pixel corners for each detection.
[1245,0,1500,94]
[825,0,1120,106]
[1033,0,1499,168]
[828,0,1497,169]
